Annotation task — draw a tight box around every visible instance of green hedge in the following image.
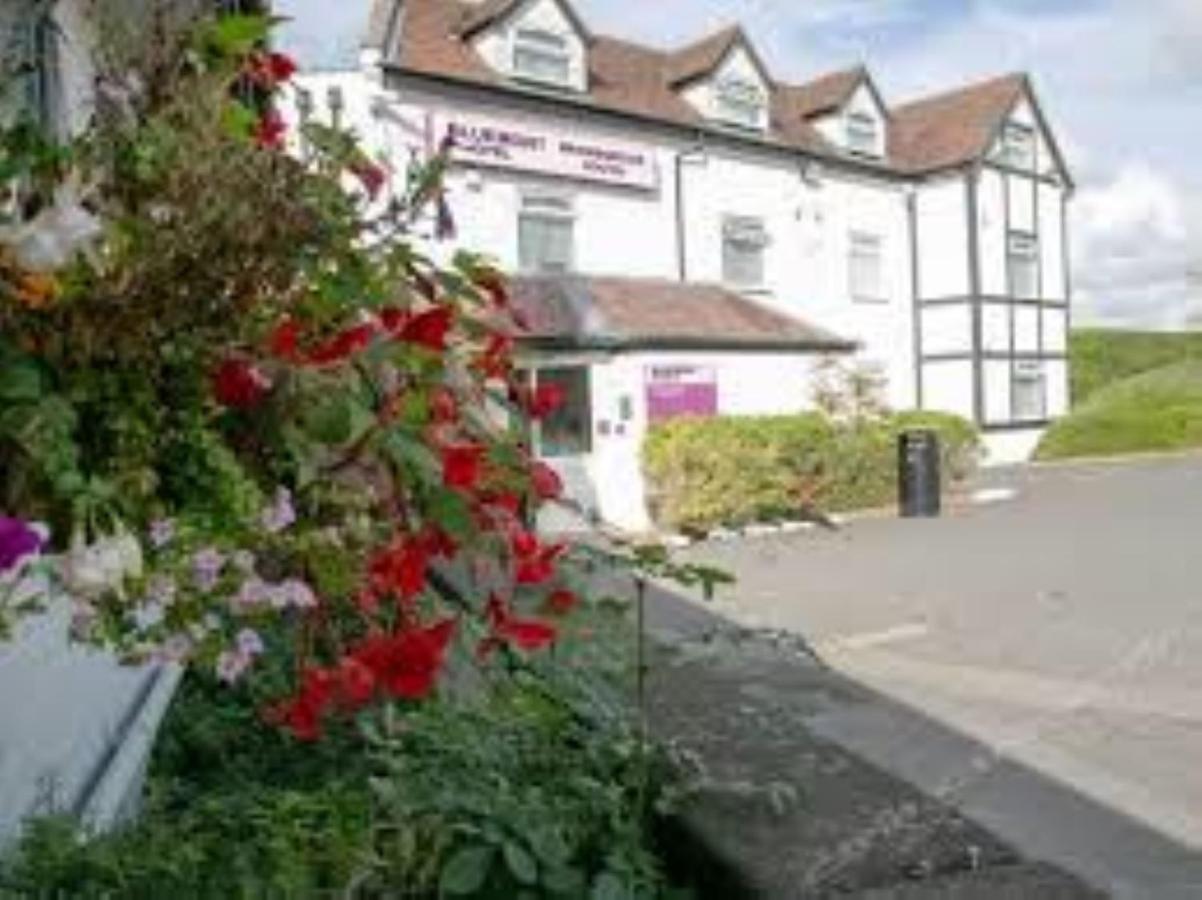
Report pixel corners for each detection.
[1070,329,1202,403]
[643,411,981,532]
[1037,361,1202,460]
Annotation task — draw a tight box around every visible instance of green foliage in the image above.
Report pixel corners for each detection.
[1070,328,1202,402]
[643,411,980,531]
[1037,361,1202,460]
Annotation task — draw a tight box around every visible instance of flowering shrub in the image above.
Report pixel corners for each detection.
[0,6,735,744]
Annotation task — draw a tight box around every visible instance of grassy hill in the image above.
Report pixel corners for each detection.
[1071,329,1202,403]
[1038,361,1202,460]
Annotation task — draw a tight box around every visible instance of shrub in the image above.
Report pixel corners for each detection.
[643,411,980,532]
[1070,329,1202,403]
[1037,361,1202,460]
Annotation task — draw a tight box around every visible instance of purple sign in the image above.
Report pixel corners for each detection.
[646,366,718,421]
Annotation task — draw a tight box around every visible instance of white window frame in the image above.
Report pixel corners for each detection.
[713,76,766,130]
[1012,360,1047,422]
[722,215,769,289]
[1000,122,1036,170]
[511,27,573,88]
[1007,232,1040,300]
[848,231,886,302]
[518,193,575,275]
[845,111,880,157]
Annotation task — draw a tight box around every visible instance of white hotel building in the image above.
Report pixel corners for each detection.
[296,0,1075,531]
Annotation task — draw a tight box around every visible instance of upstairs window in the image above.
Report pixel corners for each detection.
[722,216,769,288]
[1012,361,1047,422]
[512,28,572,87]
[519,194,575,274]
[1000,123,1035,170]
[1008,232,1039,299]
[714,77,766,130]
[845,111,879,156]
[849,231,885,302]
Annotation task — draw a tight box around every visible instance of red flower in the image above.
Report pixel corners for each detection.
[213,357,272,409]
[442,444,486,491]
[480,594,557,656]
[530,461,563,501]
[511,530,565,585]
[398,307,453,352]
[421,527,459,561]
[350,160,388,199]
[306,322,376,366]
[255,109,288,150]
[544,588,578,616]
[266,52,298,84]
[269,317,303,362]
[368,535,431,603]
[270,667,336,741]
[476,334,513,379]
[525,383,565,419]
[430,386,459,425]
[335,657,376,709]
[353,619,456,700]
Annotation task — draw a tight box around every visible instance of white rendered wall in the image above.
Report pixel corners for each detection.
[920,304,972,355]
[982,428,1045,466]
[915,176,969,299]
[922,359,975,420]
[978,167,1007,296]
[983,359,1012,425]
[682,45,771,131]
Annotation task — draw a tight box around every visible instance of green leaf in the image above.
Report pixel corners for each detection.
[439,844,495,895]
[206,14,271,57]
[543,866,586,896]
[221,102,258,141]
[0,358,44,403]
[529,828,571,866]
[302,397,355,446]
[502,841,538,886]
[591,872,629,900]
[428,488,472,540]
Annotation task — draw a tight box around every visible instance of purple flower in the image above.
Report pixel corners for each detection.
[0,516,44,574]
[278,578,317,610]
[236,628,265,656]
[192,548,225,591]
[261,487,296,534]
[216,650,250,685]
[231,576,271,611]
[148,518,175,549]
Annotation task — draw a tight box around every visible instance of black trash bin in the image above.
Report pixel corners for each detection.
[898,429,941,518]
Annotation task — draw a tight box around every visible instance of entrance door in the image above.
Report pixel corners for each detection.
[532,366,597,531]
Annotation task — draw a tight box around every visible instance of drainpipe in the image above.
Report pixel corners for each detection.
[674,141,707,282]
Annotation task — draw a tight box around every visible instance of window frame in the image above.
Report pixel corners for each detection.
[1012,360,1047,422]
[1007,231,1040,300]
[721,215,769,289]
[845,111,880,157]
[511,27,573,88]
[848,230,887,303]
[713,75,766,130]
[518,192,576,275]
[1000,122,1036,170]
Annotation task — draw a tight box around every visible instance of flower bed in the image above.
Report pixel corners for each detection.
[643,411,981,532]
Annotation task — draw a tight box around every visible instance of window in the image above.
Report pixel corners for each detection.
[1008,232,1039,299]
[714,77,765,130]
[518,194,574,274]
[535,367,592,457]
[512,28,572,86]
[849,231,885,302]
[1012,361,1047,422]
[722,216,768,288]
[845,111,879,156]
[1000,123,1035,170]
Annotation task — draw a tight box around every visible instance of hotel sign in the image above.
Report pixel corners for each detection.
[436,113,659,192]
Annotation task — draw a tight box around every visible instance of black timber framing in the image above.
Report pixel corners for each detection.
[966,167,985,426]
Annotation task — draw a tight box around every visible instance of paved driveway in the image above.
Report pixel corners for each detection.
[672,455,1202,898]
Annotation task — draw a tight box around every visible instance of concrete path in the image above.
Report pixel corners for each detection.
[665,456,1202,898]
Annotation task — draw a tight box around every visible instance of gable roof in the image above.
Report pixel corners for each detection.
[367,0,1061,180]
[889,73,1026,173]
[456,0,592,41]
[511,275,856,352]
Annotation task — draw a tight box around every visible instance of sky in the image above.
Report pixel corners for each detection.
[277,0,1202,329]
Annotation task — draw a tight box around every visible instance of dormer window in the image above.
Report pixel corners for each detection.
[1000,123,1035,170]
[512,28,571,87]
[714,76,766,130]
[845,111,879,156]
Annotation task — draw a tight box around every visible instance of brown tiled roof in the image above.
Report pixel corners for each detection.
[510,275,856,351]
[778,66,866,119]
[664,25,741,86]
[367,0,1040,177]
[890,73,1026,173]
[456,0,520,38]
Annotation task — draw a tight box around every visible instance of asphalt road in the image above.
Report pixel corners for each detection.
[672,455,1202,899]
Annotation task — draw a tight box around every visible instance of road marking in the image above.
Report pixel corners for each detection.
[971,487,1018,505]
[817,621,930,653]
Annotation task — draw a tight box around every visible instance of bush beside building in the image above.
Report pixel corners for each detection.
[1070,329,1202,403]
[643,411,980,532]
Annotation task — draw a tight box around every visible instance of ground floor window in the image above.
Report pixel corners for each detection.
[1012,361,1047,421]
[534,367,592,458]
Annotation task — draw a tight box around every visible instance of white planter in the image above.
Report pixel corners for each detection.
[0,576,181,849]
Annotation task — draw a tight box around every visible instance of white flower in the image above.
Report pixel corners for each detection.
[236,628,265,656]
[0,180,103,274]
[216,650,251,685]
